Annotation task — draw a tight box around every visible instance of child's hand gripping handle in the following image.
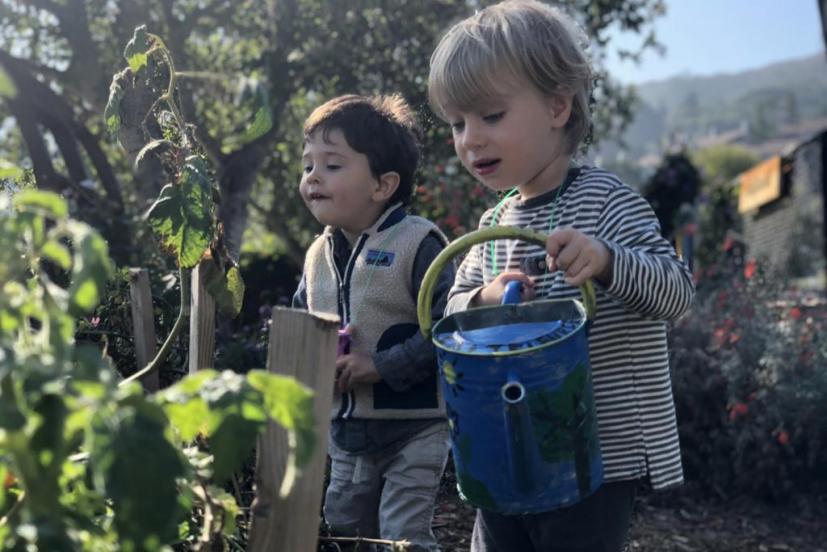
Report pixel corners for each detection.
[417,226,597,338]
[502,280,523,305]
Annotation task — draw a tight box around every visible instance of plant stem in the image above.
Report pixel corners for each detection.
[0,491,25,527]
[318,535,411,550]
[120,266,190,387]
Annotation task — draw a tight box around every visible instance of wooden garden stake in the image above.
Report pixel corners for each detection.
[188,261,215,373]
[248,307,339,552]
[128,268,159,391]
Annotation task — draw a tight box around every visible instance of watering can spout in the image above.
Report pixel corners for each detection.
[502,374,540,493]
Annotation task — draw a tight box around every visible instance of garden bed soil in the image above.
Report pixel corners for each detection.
[432,469,827,552]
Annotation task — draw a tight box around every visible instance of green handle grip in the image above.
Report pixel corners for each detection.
[417,226,596,337]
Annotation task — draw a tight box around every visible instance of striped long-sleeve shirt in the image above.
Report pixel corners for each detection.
[446,166,695,490]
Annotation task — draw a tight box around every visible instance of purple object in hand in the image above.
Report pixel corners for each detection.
[337,328,351,357]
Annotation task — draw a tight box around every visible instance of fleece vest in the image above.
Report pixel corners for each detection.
[304,206,447,420]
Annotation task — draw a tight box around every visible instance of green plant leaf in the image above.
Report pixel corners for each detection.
[134,139,174,170]
[0,374,25,431]
[164,398,210,442]
[201,257,246,318]
[41,240,72,270]
[146,156,213,268]
[92,401,186,548]
[29,394,68,469]
[247,370,315,467]
[103,73,125,135]
[13,190,68,219]
[208,412,260,483]
[66,223,113,317]
[159,369,217,398]
[0,160,23,181]
[0,464,7,511]
[123,25,154,73]
[0,64,16,98]
[210,486,240,536]
[222,77,273,151]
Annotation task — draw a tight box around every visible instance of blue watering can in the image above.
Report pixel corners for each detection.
[418,227,602,514]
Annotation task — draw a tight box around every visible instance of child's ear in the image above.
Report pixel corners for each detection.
[373,171,400,202]
[548,93,573,129]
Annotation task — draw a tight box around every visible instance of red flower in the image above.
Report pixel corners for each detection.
[722,236,735,252]
[729,402,749,421]
[776,430,790,446]
[744,259,757,279]
[443,214,461,229]
[684,223,699,236]
[729,332,741,344]
[790,307,802,320]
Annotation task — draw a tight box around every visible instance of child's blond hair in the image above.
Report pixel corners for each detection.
[428,0,593,153]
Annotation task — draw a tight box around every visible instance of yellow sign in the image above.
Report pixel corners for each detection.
[738,156,782,213]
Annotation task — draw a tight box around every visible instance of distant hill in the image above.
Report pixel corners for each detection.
[597,54,827,165]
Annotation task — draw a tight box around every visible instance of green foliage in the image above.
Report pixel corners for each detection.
[0,160,23,181]
[0,192,316,549]
[222,77,274,152]
[693,145,759,183]
[671,256,827,500]
[642,152,701,239]
[146,157,215,269]
[123,25,154,74]
[0,64,15,98]
[103,73,126,135]
[691,145,759,270]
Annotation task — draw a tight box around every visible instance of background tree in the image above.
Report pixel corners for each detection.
[0,0,665,268]
[642,151,702,240]
[691,144,759,270]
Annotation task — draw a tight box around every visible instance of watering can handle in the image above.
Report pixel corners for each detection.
[417,226,597,337]
[502,280,523,305]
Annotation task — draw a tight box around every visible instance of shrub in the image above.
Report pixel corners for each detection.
[670,252,827,501]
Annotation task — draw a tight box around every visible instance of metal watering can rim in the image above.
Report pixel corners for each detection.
[430,296,589,357]
[417,226,597,339]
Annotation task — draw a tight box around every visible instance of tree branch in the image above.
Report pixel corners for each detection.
[158,0,224,164]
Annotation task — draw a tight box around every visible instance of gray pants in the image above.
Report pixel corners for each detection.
[324,421,451,552]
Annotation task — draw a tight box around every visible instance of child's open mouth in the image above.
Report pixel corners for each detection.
[472,158,500,176]
[309,192,330,201]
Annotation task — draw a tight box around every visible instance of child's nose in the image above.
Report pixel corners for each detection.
[461,120,486,150]
[305,167,321,184]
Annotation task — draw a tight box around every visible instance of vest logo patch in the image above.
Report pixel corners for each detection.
[365,249,395,267]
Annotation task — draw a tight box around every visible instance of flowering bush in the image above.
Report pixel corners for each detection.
[414,139,495,241]
[670,252,827,501]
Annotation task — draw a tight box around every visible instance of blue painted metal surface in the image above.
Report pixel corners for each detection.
[433,282,603,514]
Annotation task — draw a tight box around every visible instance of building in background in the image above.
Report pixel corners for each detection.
[738,129,827,288]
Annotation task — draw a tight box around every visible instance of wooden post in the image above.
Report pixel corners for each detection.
[128,268,159,392]
[248,307,339,552]
[188,262,215,373]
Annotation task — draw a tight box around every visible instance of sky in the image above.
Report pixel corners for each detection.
[604,0,825,85]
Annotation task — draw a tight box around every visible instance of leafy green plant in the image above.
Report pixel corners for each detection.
[691,145,759,271]
[1,26,317,550]
[670,253,827,501]
[0,190,314,550]
[103,25,255,383]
